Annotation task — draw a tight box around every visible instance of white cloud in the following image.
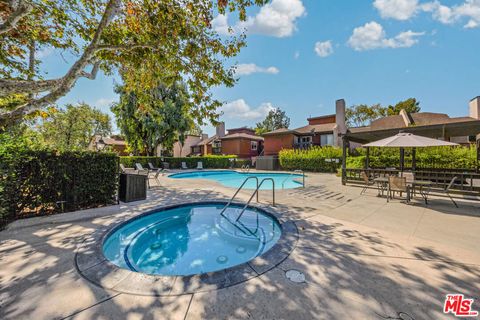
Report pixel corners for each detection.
[374,0,480,29]
[95,98,116,107]
[37,46,54,59]
[348,21,424,51]
[212,14,231,35]
[374,0,420,20]
[213,0,306,38]
[220,99,275,120]
[235,63,280,76]
[314,41,334,57]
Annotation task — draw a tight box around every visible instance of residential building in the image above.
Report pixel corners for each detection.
[262,99,347,156]
[190,123,264,159]
[89,135,129,155]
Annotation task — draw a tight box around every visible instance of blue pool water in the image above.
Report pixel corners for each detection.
[169,170,303,189]
[103,203,282,276]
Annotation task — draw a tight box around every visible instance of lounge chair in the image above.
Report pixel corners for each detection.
[148,162,158,171]
[438,176,459,207]
[360,171,374,195]
[181,162,188,170]
[134,163,149,175]
[196,161,203,170]
[120,164,135,174]
[388,176,410,203]
[162,162,170,169]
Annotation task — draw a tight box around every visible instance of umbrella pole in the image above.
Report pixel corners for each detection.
[365,147,370,169]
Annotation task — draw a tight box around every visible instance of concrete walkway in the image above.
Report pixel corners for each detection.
[1,171,479,319]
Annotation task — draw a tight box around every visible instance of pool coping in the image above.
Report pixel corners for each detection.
[75,200,299,296]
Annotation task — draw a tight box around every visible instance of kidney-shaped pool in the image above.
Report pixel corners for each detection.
[169,170,303,190]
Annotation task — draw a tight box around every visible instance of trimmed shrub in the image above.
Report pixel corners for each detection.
[120,155,239,169]
[346,145,479,170]
[279,146,343,172]
[0,150,118,227]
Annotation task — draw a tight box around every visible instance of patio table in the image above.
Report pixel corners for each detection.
[373,177,389,197]
[409,180,433,204]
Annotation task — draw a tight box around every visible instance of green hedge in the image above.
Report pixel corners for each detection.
[279,146,343,172]
[0,150,118,227]
[120,155,240,169]
[346,145,479,170]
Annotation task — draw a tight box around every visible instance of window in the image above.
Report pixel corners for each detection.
[320,134,334,146]
[301,136,312,143]
[192,146,201,153]
[213,140,221,148]
[251,141,258,151]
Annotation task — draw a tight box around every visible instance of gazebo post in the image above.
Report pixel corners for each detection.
[412,147,416,172]
[365,147,370,169]
[400,147,405,173]
[342,136,347,185]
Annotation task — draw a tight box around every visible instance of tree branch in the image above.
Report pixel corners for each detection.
[0,0,120,123]
[0,0,33,35]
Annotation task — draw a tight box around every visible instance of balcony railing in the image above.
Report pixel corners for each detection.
[212,147,222,154]
[293,142,320,149]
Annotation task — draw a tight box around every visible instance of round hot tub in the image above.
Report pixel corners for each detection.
[102,202,282,276]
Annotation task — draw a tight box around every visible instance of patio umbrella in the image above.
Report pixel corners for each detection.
[362,132,459,171]
[363,132,458,148]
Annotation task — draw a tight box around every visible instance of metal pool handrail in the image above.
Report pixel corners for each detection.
[236,178,275,222]
[219,176,259,216]
[281,170,305,189]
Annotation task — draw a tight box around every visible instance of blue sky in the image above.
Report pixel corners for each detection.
[43,0,480,136]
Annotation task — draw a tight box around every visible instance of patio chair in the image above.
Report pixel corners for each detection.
[181,162,188,170]
[162,162,170,169]
[388,176,410,203]
[360,171,374,195]
[196,161,204,170]
[438,176,459,208]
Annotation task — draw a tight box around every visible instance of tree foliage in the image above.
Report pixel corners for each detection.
[255,108,290,135]
[112,81,195,156]
[346,98,421,127]
[0,0,268,126]
[38,103,111,150]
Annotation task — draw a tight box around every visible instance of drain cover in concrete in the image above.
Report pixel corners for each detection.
[285,269,306,283]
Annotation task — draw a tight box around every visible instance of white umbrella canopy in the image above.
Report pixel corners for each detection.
[363,132,459,148]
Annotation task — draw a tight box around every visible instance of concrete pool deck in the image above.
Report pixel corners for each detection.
[1,171,479,319]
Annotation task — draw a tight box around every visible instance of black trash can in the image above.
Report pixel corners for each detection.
[119,173,147,202]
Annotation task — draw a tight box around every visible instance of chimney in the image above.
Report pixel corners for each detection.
[335,99,347,134]
[216,122,226,137]
[469,96,480,119]
[201,133,208,140]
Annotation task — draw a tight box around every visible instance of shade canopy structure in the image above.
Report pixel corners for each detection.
[363,132,459,148]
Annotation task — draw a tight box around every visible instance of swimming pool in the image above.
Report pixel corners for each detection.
[103,202,282,276]
[169,170,303,189]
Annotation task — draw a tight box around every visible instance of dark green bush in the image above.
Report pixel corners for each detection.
[0,149,118,227]
[120,155,239,169]
[279,146,343,172]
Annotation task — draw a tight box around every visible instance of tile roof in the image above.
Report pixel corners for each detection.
[263,123,337,136]
[220,133,264,141]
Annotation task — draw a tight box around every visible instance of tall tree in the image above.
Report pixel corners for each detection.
[255,108,290,135]
[112,81,194,156]
[345,104,384,127]
[346,98,421,127]
[0,0,268,127]
[386,98,420,115]
[39,103,111,150]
